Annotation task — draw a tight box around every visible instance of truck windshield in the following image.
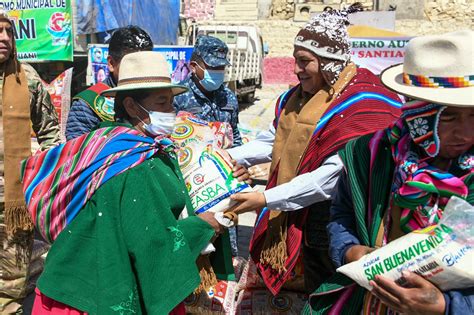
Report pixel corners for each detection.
[201,30,256,52]
[202,31,238,45]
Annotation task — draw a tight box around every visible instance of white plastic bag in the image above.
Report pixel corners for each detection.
[337,196,474,291]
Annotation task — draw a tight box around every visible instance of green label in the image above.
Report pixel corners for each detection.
[1,0,73,61]
[363,224,452,281]
[192,183,227,209]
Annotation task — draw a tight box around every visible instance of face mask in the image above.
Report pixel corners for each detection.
[196,64,225,91]
[136,102,176,136]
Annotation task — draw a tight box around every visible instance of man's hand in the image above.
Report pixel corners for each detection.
[344,245,375,263]
[230,192,266,214]
[198,212,224,235]
[231,160,252,184]
[220,149,252,184]
[370,271,445,315]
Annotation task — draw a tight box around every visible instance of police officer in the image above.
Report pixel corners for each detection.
[173,35,242,147]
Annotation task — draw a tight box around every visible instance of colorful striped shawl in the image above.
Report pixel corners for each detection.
[21,125,166,243]
[305,119,473,314]
[387,102,473,233]
[303,133,397,315]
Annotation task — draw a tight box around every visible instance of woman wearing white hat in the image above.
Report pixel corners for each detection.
[22,51,237,314]
[307,30,474,314]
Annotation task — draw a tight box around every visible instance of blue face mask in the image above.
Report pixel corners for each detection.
[196,64,225,91]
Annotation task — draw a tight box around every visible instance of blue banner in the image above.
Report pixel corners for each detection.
[76,0,180,45]
[89,45,194,85]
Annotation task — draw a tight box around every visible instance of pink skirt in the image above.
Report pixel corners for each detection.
[33,288,186,315]
[32,288,86,315]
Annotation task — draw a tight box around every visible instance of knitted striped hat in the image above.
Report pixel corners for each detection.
[294,3,363,85]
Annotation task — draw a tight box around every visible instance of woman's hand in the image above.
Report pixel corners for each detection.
[344,245,375,263]
[370,271,445,315]
[231,160,252,184]
[230,192,266,214]
[198,212,224,235]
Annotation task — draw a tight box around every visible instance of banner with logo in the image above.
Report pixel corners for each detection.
[88,45,194,85]
[0,0,73,61]
[350,37,412,74]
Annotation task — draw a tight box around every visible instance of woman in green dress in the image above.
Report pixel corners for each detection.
[24,51,243,315]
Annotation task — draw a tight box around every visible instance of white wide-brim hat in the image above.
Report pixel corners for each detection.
[381,30,474,107]
[101,51,188,97]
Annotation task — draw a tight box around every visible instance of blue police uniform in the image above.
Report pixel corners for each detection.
[173,76,242,147]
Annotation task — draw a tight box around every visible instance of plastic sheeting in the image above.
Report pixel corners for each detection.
[75,0,180,45]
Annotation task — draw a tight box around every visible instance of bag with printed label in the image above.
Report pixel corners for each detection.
[337,196,474,291]
[171,112,252,215]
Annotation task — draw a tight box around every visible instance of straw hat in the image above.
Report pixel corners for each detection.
[381,30,473,107]
[101,51,188,97]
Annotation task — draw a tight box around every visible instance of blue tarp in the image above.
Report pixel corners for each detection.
[75,0,180,45]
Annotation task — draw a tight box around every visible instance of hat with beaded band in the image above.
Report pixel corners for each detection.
[381,30,474,107]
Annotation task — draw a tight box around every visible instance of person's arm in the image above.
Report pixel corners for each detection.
[264,154,343,210]
[230,154,343,214]
[25,64,61,149]
[443,288,474,315]
[231,119,243,147]
[119,180,216,253]
[226,122,275,168]
[65,99,102,141]
[326,169,366,268]
[229,93,243,147]
[178,213,221,258]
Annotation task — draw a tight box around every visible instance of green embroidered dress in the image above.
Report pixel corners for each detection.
[37,146,216,314]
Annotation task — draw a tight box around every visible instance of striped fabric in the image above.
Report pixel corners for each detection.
[307,109,473,313]
[313,92,402,135]
[402,102,443,157]
[272,85,298,130]
[387,102,474,233]
[250,68,402,294]
[304,133,396,314]
[72,82,115,122]
[403,73,474,88]
[21,126,169,243]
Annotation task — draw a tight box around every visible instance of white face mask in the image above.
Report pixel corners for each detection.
[136,102,176,136]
